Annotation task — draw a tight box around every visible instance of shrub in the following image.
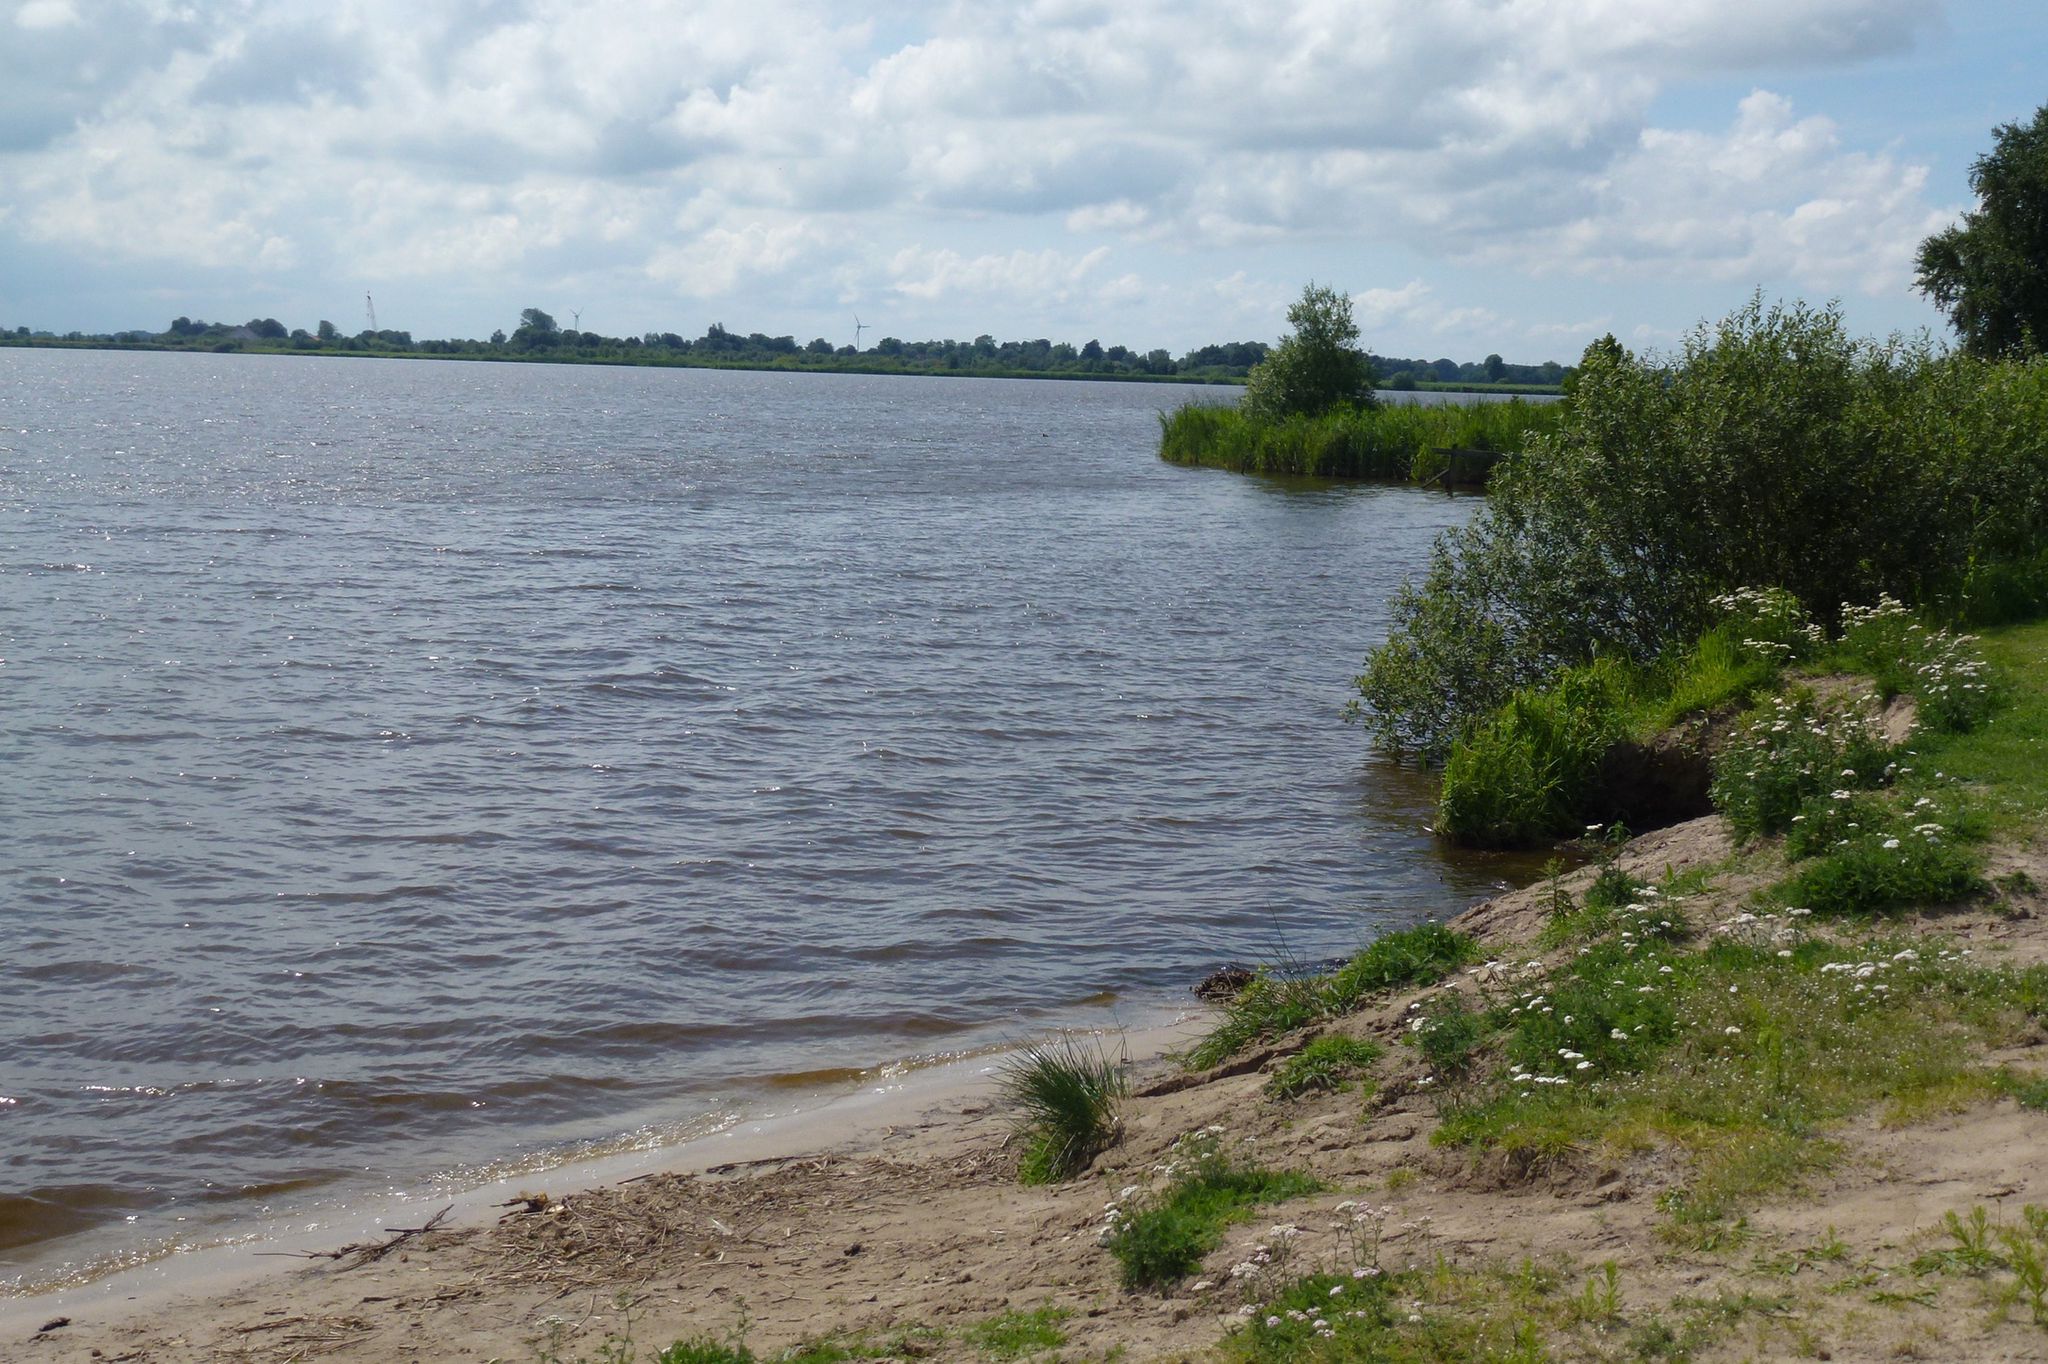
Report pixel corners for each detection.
[1774,823,1984,916]
[1357,301,2048,759]
[1000,1036,1125,1183]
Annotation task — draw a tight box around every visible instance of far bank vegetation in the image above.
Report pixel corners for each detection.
[1158,282,1563,479]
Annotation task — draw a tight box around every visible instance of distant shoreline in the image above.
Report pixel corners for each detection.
[0,337,1564,397]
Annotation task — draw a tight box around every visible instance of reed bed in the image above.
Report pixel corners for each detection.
[1157,399,1559,480]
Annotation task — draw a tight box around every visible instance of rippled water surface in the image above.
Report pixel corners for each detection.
[0,350,1505,1282]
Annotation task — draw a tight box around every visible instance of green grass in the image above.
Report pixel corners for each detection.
[655,1342,755,1364]
[1432,927,2048,1237]
[1266,1035,1384,1100]
[1000,1036,1126,1183]
[963,1306,1070,1360]
[1222,1255,1783,1363]
[1103,1135,1321,1291]
[773,1310,1061,1364]
[1187,924,1478,1071]
[1894,619,2048,839]
[1323,923,1481,1012]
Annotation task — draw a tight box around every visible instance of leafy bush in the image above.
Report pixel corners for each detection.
[1266,1035,1384,1099]
[1357,300,2048,759]
[999,1036,1125,1183]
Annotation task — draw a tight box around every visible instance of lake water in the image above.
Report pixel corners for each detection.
[0,350,1512,1288]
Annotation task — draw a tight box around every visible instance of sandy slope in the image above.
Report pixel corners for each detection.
[13,816,2048,1364]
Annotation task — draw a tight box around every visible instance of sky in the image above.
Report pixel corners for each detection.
[0,0,2041,364]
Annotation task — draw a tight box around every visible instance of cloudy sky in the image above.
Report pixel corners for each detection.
[0,1,2040,363]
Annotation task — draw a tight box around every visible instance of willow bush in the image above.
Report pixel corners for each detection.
[1357,298,2048,759]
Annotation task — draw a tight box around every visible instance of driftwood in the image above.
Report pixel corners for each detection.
[260,1204,454,1269]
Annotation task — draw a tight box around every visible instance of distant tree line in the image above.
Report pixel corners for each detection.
[0,308,1569,390]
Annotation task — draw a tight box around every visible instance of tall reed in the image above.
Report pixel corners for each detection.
[1158,399,1558,480]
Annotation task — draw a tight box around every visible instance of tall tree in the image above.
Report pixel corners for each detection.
[1917,103,2048,358]
[1242,283,1375,419]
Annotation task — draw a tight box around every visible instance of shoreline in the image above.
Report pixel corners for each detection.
[11,795,2048,1360]
[0,1006,1203,1340]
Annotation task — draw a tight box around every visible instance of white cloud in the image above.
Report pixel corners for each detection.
[14,0,78,31]
[0,0,1966,350]
[1476,90,1954,295]
[648,219,819,298]
[886,245,1121,306]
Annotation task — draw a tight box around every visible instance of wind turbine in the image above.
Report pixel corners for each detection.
[570,308,582,333]
[853,315,868,351]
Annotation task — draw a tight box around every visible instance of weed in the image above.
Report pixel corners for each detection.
[1574,1260,1623,1323]
[1915,1207,2004,1276]
[1100,1132,1320,1291]
[964,1306,1069,1360]
[1000,1035,1125,1184]
[1409,991,1486,1080]
[1265,1035,1383,1100]
[1323,923,1479,1013]
[655,1341,755,1364]
[1833,595,1996,732]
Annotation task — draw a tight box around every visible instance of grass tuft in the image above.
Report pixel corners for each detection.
[1000,1035,1126,1184]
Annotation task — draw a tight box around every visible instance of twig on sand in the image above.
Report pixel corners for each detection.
[260,1205,455,1270]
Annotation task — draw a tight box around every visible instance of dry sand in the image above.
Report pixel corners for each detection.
[11,815,2048,1363]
